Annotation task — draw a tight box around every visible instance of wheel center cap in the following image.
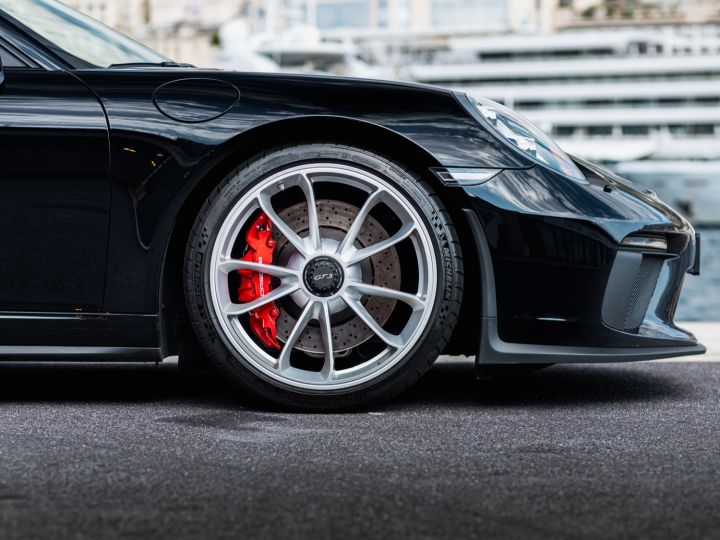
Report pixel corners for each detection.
[304,256,344,297]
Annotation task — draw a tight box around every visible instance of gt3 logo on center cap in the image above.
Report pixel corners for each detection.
[304,256,344,297]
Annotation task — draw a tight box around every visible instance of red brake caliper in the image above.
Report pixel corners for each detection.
[236,212,281,349]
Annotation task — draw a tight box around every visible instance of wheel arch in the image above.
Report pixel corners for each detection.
[159,115,482,360]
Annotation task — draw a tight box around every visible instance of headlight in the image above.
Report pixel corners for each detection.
[464,95,587,183]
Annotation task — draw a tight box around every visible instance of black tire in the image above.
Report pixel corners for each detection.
[184,143,463,410]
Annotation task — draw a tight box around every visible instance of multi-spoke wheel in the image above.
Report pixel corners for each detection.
[185,144,463,409]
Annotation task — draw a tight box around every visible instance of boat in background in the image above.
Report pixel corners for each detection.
[614,160,720,227]
[218,19,387,78]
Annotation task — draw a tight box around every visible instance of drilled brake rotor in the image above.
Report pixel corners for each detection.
[272,200,401,354]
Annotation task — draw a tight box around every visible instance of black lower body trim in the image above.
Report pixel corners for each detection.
[0,346,161,362]
[478,317,706,364]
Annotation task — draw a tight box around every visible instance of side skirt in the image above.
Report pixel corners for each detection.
[0,312,161,362]
[0,346,161,362]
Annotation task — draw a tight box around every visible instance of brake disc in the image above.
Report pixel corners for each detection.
[273,200,401,354]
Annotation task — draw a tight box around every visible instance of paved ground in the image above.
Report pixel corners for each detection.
[678,322,720,361]
[0,348,719,540]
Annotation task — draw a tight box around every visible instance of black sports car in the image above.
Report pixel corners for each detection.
[0,0,704,409]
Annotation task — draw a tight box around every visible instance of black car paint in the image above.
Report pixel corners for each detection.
[0,68,110,313]
[72,69,532,317]
[469,165,696,349]
[0,16,703,362]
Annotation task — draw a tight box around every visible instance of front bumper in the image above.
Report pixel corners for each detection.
[457,162,706,364]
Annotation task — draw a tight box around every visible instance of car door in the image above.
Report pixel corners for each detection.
[0,39,110,312]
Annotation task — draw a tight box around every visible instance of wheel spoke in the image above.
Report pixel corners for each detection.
[277,300,315,370]
[341,293,404,348]
[299,173,322,252]
[318,302,335,380]
[217,258,298,279]
[336,188,384,256]
[343,221,416,265]
[257,193,308,257]
[223,281,299,316]
[345,281,426,310]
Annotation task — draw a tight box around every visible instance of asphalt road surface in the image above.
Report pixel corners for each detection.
[0,358,718,540]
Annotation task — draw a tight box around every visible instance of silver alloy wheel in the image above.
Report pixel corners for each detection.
[209,163,437,391]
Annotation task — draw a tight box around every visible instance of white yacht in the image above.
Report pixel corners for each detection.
[614,160,720,226]
[399,29,720,225]
[219,20,387,78]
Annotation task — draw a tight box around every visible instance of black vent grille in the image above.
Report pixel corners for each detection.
[623,256,663,332]
[602,250,665,333]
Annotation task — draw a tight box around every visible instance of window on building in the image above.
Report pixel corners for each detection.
[588,126,613,137]
[317,2,369,29]
[377,0,388,27]
[692,124,715,135]
[658,98,684,107]
[431,0,506,29]
[516,100,543,109]
[584,99,613,108]
[142,0,151,24]
[668,124,715,136]
[668,124,687,135]
[553,126,575,137]
[622,125,650,136]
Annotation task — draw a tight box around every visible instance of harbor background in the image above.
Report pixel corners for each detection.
[66,0,720,321]
[678,228,719,321]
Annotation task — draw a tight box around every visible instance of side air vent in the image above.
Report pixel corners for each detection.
[623,256,664,331]
[602,250,665,333]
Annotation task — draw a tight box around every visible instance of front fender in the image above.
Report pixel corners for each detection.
[76,69,524,314]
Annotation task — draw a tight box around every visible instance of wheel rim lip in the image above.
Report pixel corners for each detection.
[208,162,438,391]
